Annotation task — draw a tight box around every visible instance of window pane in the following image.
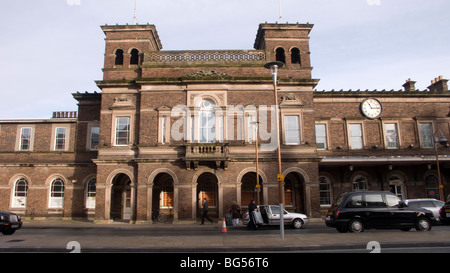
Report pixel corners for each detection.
[315,124,327,149]
[90,127,99,150]
[419,123,433,148]
[115,117,130,145]
[385,123,399,149]
[20,128,32,150]
[55,128,66,150]
[284,115,300,145]
[349,124,363,149]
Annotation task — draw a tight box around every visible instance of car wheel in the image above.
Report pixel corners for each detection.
[1,229,15,235]
[292,218,304,229]
[349,219,364,233]
[415,217,432,231]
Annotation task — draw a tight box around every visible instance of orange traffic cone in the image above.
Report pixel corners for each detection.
[221,217,227,233]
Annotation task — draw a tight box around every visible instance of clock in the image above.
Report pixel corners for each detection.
[361,98,382,119]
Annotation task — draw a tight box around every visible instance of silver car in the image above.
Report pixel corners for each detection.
[243,205,309,229]
[404,199,445,223]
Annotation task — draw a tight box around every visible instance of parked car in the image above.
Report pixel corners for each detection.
[243,205,308,229]
[0,211,22,235]
[325,191,434,233]
[439,200,450,224]
[404,199,445,223]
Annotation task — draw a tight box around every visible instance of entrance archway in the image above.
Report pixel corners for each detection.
[152,173,174,222]
[241,172,264,206]
[196,172,218,219]
[284,172,305,213]
[110,173,132,221]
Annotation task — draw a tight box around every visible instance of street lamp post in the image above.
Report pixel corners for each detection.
[264,61,285,239]
[434,130,448,201]
[250,121,261,205]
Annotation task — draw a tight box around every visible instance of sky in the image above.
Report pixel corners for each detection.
[0,0,449,119]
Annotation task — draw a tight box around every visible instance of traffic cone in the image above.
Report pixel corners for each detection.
[221,217,227,233]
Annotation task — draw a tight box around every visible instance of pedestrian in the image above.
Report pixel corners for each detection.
[247,199,257,230]
[230,201,241,227]
[200,198,213,225]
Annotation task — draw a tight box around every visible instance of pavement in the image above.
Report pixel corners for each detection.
[3,218,450,252]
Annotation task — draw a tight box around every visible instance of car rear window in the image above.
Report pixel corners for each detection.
[346,194,363,208]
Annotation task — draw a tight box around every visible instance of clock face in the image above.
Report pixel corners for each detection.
[361,98,382,119]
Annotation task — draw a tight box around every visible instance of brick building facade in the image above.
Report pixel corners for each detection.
[1,22,449,223]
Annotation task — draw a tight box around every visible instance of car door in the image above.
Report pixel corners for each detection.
[386,194,413,227]
[363,193,391,228]
[267,205,280,225]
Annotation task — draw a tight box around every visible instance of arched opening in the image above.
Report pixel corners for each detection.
[275,47,286,64]
[152,173,174,222]
[197,172,218,219]
[115,49,124,65]
[241,172,264,206]
[291,47,301,65]
[110,173,132,221]
[130,48,139,65]
[284,172,305,213]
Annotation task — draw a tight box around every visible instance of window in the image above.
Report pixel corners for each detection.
[115,49,124,65]
[386,195,400,208]
[315,124,327,149]
[12,178,28,208]
[346,194,363,208]
[425,175,439,199]
[130,48,139,65]
[247,115,254,144]
[54,127,67,150]
[385,123,399,149]
[284,115,300,145]
[20,127,32,151]
[291,48,301,64]
[353,175,368,191]
[419,123,433,148]
[49,178,64,208]
[160,181,174,208]
[85,179,96,209]
[364,193,385,208]
[90,126,100,150]
[284,180,293,206]
[349,123,363,149]
[199,100,216,143]
[276,47,286,64]
[389,175,404,200]
[161,116,167,144]
[115,117,130,146]
[319,176,332,205]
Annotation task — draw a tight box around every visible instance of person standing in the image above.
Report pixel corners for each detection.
[247,199,257,230]
[230,201,241,227]
[200,198,213,225]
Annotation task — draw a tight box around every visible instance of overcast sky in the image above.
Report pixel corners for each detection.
[1,0,449,119]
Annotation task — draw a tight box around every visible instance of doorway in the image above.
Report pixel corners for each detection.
[110,173,132,221]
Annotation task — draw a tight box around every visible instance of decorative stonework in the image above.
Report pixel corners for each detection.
[183,69,232,78]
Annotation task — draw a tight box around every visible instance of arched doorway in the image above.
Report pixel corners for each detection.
[241,172,264,206]
[197,172,218,219]
[110,173,132,221]
[152,173,174,222]
[284,172,305,213]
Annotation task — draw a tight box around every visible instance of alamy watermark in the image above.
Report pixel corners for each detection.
[171,104,279,151]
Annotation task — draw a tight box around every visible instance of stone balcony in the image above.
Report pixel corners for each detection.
[183,143,230,170]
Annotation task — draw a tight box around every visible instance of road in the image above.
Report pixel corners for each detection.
[2,222,450,253]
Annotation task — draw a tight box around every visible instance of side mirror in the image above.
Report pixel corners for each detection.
[398,201,407,208]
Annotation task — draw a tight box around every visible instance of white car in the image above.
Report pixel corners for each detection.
[243,205,308,229]
[404,199,445,223]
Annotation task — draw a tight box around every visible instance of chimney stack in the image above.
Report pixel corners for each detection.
[428,75,448,93]
[402,78,416,92]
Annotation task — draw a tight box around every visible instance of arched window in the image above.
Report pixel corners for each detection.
[115,49,124,65]
[353,175,368,191]
[291,47,301,65]
[425,175,439,199]
[275,47,286,64]
[12,178,28,208]
[130,48,139,65]
[85,178,96,209]
[49,178,65,208]
[319,176,332,205]
[199,99,216,143]
[389,175,404,200]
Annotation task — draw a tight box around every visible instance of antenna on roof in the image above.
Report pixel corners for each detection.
[278,0,283,23]
[133,0,137,24]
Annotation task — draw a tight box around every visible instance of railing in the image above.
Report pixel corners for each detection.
[52,111,78,119]
[145,50,266,63]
